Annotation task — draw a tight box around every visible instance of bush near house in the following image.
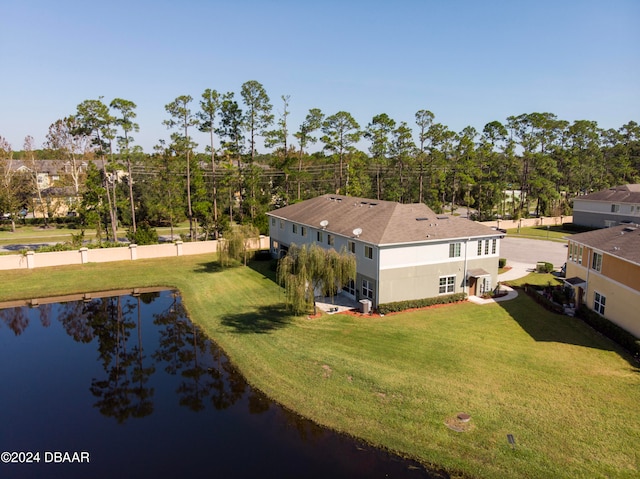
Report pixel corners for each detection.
[377,292,466,315]
[536,261,554,273]
[576,305,640,360]
[498,257,507,268]
[523,284,565,314]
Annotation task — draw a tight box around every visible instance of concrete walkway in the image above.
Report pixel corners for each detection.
[467,285,518,305]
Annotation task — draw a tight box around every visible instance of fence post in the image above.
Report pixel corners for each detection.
[129,244,138,260]
[26,251,35,269]
[80,247,88,264]
[175,240,183,256]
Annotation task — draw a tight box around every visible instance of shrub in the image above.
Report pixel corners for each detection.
[127,222,159,245]
[576,305,640,360]
[499,258,507,268]
[536,261,554,273]
[378,293,467,315]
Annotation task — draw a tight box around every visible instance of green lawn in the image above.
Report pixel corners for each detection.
[0,223,190,247]
[1,257,638,479]
[506,225,574,242]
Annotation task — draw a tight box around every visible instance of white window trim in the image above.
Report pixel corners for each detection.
[439,275,456,294]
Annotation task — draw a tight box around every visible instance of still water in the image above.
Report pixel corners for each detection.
[0,290,446,479]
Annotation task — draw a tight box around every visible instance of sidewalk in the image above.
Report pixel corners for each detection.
[467,285,518,305]
[497,261,534,281]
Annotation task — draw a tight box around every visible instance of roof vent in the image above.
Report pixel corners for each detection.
[416,217,429,221]
[623,226,636,233]
[436,215,449,220]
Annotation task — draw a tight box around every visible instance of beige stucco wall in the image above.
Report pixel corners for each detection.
[481,216,572,229]
[584,272,640,338]
[0,237,269,271]
[378,256,498,305]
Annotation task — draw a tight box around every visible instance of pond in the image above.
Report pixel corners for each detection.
[0,290,446,479]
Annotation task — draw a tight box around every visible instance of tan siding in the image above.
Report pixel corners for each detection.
[585,274,640,338]
[602,254,640,291]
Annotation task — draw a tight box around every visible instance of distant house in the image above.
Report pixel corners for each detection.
[267,194,502,308]
[565,224,640,338]
[572,184,640,228]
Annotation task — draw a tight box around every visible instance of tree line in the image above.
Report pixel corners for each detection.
[1,80,639,240]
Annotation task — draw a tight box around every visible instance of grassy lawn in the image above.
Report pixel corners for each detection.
[0,223,190,248]
[503,272,565,288]
[1,257,638,479]
[506,225,574,242]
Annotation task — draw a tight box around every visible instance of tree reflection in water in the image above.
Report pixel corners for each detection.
[89,296,155,423]
[152,292,246,412]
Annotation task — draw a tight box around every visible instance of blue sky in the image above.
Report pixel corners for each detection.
[1,0,638,153]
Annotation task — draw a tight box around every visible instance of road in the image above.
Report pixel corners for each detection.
[500,237,568,268]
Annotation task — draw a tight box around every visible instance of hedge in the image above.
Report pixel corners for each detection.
[378,293,467,315]
[575,305,640,360]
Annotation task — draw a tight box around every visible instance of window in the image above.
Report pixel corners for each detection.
[343,279,356,296]
[477,240,482,255]
[491,239,497,254]
[271,218,275,226]
[301,226,307,237]
[362,279,373,299]
[327,234,334,246]
[279,220,284,229]
[594,291,606,315]
[449,242,461,258]
[364,245,373,259]
[439,275,456,294]
[348,241,355,254]
[611,204,620,213]
[292,224,298,234]
[316,231,323,242]
[578,246,583,265]
[592,252,602,272]
[484,240,489,255]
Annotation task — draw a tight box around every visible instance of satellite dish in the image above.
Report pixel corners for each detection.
[320,220,329,229]
[352,228,362,238]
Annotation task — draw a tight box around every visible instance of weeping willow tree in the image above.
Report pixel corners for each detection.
[276,243,356,315]
[218,224,260,267]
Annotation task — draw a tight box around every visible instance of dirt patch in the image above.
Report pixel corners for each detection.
[321,364,332,378]
[444,413,475,433]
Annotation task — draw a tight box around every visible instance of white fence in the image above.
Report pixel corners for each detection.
[0,236,270,271]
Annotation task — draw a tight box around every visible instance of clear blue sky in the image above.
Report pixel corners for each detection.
[1,0,638,153]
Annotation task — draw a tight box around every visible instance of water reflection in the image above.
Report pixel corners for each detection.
[0,291,444,479]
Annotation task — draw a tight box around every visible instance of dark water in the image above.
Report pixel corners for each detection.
[0,290,446,479]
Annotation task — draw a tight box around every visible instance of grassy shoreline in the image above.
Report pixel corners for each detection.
[1,256,638,479]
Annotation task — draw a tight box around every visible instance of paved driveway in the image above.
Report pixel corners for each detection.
[500,237,568,268]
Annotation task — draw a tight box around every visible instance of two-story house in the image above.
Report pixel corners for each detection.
[572,184,640,228]
[565,224,640,338]
[267,194,502,308]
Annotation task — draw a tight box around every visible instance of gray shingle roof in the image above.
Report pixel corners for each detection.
[575,184,640,204]
[268,194,498,245]
[569,224,640,265]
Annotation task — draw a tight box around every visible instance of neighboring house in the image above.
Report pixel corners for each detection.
[572,184,640,228]
[565,224,640,338]
[267,194,502,308]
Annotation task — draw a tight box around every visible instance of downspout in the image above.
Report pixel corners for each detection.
[584,246,591,307]
[375,245,381,309]
[463,238,470,296]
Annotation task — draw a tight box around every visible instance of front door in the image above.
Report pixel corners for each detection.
[469,277,477,296]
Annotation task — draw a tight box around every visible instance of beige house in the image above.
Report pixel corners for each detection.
[267,194,502,308]
[565,224,640,338]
